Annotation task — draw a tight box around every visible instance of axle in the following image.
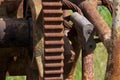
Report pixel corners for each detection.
[0,18,30,47]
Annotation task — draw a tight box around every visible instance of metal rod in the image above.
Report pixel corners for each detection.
[105,0,120,80]
[82,49,94,80]
[69,0,99,5]
[79,1,111,49]
[70,12,95,80]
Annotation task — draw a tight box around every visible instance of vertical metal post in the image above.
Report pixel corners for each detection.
[82,50,94,80]
[105,0,120,80]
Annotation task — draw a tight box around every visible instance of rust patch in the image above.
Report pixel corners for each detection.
[111,38,120,79]
[82,50,94,80]
[79,1,111,48]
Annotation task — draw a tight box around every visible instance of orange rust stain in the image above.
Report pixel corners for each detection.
[83,53,94,80]
[111,26,120,79]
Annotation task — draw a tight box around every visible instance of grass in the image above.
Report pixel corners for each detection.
[74,54,82,80]
[94,43,108,80]
[6,76,26,80]
[74,43,108,80]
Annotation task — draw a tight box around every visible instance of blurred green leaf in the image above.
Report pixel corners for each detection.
[6,76,26,80]
[98,6,112,27]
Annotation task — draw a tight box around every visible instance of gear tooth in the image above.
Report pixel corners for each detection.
[43,0,64,80]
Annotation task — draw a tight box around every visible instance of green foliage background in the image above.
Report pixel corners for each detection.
[98,6,112,27]
[6,76,26,80]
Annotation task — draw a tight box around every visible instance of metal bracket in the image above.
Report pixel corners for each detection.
[70,12,96,53]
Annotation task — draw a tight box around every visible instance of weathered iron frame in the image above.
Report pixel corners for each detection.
[0,0,120,80]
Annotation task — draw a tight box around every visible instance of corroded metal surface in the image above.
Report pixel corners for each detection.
[62,0,83,15]
[0,18,29,47]
[105,0,120,80]
[28,0,42,20]
[70,12,95,80]
[43,0,64,80]
[0,0,43,80]
[63,10,76,80]
[0,0,115,80]
[0,0,23,18]
[79,1,111,49]
[82,50,94,80]
[68,25,82,80]
[0,1,27,80]
[27,0,44,79]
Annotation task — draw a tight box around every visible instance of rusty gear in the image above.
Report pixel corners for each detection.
[42,0,64,79]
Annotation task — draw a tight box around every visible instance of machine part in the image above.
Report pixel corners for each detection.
[105,0,120,80]
[70,12,94,42]
[82,49,94,80]
[68,25,82,80]
[43,0,64,80]
[63,10,77,79]
[70,12,96,53]
[64,36,76,79]
[69,0,113,14]
[25,0,44,79]
[0,18,30,47]
[0,0,24,18]
[62,0,83,15]
[63,10,72,29]
[63,20,72,29]
[79,1,111,49]
[70,12,95,80]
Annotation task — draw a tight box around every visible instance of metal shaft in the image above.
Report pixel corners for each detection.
[105,0,120,80]
[0,18,30,47]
